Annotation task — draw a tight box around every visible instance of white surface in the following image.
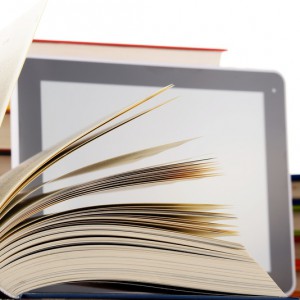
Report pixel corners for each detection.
[41,82,271,272]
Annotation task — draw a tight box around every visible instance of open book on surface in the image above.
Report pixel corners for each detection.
[0,85,285,299]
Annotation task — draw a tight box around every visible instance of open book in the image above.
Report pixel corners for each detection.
[0,85,285,299]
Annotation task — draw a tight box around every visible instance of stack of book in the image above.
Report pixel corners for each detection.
[29,39,225,67]
[292,176,300,297]
[0,106,11,176]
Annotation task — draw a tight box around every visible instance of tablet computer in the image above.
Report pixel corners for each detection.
[11,58,294,294]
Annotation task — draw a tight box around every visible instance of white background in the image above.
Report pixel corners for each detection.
[1,0,299,174]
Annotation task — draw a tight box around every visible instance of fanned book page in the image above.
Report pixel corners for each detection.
[0,85,172,211]
[1,204,283,298]
[0,86,285,299]
[0,0,47,126]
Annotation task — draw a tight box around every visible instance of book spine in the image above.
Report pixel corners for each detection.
[32,39,226,52]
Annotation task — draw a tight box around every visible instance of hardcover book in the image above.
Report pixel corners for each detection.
[28,39,225,67]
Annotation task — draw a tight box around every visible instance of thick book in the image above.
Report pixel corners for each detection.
[0,113,10,152]
[0,86,286,299]
[0,154,11,177]
[28,39,225,67]
[292,176,300,200]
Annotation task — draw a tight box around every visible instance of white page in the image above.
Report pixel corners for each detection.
[0,0,47,126]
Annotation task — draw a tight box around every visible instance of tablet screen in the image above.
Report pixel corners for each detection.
[40,82,271,272]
